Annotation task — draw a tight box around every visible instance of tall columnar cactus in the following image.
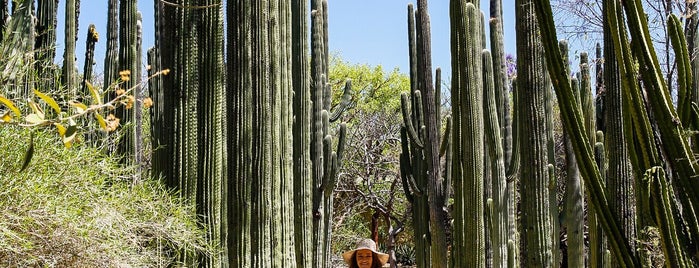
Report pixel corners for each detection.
[560,41,584,267]
[227,0,298,266]
[198,1,227,266]
[402,7,429,268]
[483,49,509,268]
[80,24,97,99]
[489,0,512,170]
[114,0,138,162]
[507,77,521,267]
[400,3,450,267]
[291,0,312,266]
[602,6,636,265]
[515,0,554,266]
[450,1,484,267]
[62,0,76,94]
[103,0,118,95]
[307,1,350,267]
[34,0,58,88]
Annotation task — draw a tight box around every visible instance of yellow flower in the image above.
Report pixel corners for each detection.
[119,70,131,82]
[115,88,126,96]
[124,95,135,109]
[106,114,120,132]
[143,97,153,109]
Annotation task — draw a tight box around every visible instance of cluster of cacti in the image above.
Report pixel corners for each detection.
[400,1,450,267]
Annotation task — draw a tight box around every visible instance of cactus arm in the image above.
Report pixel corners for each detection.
[328,79,351,122]
[484,49,508,268]
[669,14,693,128]
[531,0,640,266]
[439,115,451,157]
[401,92,424,148]
[435,68,441,119]
[443,116,452,208]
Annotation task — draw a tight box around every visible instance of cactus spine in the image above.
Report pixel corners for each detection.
[227,0,298,266]
[450,1,484,267]
[483,49,509,268]
[515,0,554,266]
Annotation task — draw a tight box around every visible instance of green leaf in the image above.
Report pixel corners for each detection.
[86,81,102,106]
[25,114,44,124]
[1,110,12,122]
[19,132,34,172]
[69,101,88,114]
[27,100,45,120]
[63,125,78,148]
[95,113,107,131]
[33,89,61,115]
[54,123,67,137]
[0,96,21,117]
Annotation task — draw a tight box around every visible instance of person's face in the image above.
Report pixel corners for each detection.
[355,249,373,268]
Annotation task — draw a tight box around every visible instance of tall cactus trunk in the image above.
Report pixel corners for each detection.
[62,0,76,95]
[198,0,227,266]
[403,4,431,267]
[308,1,349,266]
[80,24,97,97]
[602,8,637,265]
[450,1,484,267]
[35,0,58,90]
[483,49,509,268]
[103,0,118,95]
[291,0,313,267]
[515,0,554,266]
[563,123,584,268]
[227,0,297,266]
[115,0,138,163]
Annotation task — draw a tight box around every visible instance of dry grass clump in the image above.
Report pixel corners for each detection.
[0,126,212,267]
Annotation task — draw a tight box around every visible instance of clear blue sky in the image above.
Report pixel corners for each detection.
[57,1,517,79]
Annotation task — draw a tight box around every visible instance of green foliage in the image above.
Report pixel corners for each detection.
[328,54,408,116]
[0,126,212,266]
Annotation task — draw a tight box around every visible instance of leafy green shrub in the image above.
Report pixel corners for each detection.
[0,126,213,267]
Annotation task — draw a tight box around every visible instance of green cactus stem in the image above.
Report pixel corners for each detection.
[450,1,484,267]
[602,6,637,265]
[62,0,77,95]
[80,24,98,98]
[35,0,58,87]
[484,49,509,268]
[515,0,555,266]
[529,0,642,265]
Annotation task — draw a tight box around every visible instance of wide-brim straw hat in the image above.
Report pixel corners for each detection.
[342,239,389,265]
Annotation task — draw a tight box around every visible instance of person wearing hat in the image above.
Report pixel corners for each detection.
[342,238,389,268]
